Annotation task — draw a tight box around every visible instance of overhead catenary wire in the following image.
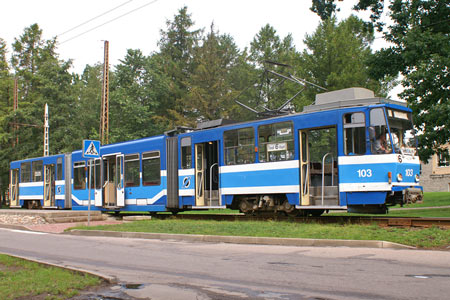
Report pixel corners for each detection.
[59,0,160,45]
[57,0,134,37]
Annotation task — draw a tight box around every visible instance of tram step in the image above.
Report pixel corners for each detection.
[309,196,339,206]
[310,186,339,196]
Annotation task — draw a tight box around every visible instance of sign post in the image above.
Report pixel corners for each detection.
[82,140,101,226]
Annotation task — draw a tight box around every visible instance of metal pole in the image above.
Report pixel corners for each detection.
[88,159,92,226]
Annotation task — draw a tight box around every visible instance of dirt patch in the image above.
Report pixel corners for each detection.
[0,263,25,273]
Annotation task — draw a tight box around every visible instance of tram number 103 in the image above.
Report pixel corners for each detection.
[357,169,373,178]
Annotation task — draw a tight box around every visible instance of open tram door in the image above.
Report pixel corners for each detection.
[299,127,339,210]
[94,158,102,207]
[97,154,125,208]
[9,168,19,207]
[195,141,219,207]
[299,130,310,206]
[43,164,55,208]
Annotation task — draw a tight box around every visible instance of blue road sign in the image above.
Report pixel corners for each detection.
[83,140,101,158]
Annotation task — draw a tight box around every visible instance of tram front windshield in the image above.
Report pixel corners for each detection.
[386,109,416,155]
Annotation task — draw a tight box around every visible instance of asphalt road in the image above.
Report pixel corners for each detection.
[1,228,450,300]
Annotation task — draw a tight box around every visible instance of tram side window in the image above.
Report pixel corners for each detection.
[258,122,294,162]
[125,154,140,187]
[32,160,43,182]
[73,162,86,190]
[89,160,101,189]
[142,151,161,186]
[343,112,366,155]
[57,157,63,180]
[369,108,392,154]
[181,137,192,169]
[20,162,31,183]
[224,127,255,165]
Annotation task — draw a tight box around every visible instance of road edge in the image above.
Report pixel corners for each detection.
[0,252,117,284]
[65,229,416,249]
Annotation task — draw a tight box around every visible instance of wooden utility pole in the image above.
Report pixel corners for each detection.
[99,40,110,145]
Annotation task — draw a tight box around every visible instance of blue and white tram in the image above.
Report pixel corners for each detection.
[9,87,423,214]
[70,135,168,212]
[9,154,70,209]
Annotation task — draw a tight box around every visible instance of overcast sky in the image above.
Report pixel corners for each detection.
[1,0,398,97]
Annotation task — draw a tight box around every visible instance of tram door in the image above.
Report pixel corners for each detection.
[43,164,55,207]
[100,154,125,208]
[116,155,125,207]
[195,144,205,206]
[299,127,338,206]
[299,130,310,205]
[195,141,219,206]
[9,169,19,207]
[94,158,102,207]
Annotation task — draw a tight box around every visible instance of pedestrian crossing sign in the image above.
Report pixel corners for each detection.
[83,140,100,158]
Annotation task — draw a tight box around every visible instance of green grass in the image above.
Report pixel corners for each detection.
[388,208,450,217]
[74,218,450,249]
[394,192,450,209]
[0,254,102,300]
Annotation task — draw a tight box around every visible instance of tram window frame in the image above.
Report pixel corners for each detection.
[73,161,86,190]
[32,160,43,182]
[57,157,63,180]
[124,153,140,187]
[369,108,392,154]
[343,112,366,155]
[258,121,294,162]
[142,151,161,186]
[20,162,31,183]
[181,137,192,169]
[224,127,255,165]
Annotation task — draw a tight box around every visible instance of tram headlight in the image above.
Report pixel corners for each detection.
[397,173,403,182]
[415,174,420,182]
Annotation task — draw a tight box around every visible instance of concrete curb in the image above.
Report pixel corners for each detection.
[66,230,416,249]
[0,252,117,284]
[0,224,31,231]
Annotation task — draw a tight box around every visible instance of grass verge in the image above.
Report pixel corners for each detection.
[0,254,101,300]
[388,208,450,218]
[73,219,450,249]
[393,192,450,209]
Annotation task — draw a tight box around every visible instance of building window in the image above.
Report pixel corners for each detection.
[344,112,366,155]
[125,154,140,187]
[224,127,255,165]
[258,122,294,162]
[20,162,31,183]
[32,160,43,182]
[437,152,450,167]
[181,137,192,169]
[73,161,86,190]
[142,151,160,186]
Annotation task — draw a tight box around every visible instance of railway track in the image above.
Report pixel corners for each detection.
[151,213,450,228]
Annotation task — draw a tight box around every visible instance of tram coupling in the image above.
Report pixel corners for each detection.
[403,188,423,204]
